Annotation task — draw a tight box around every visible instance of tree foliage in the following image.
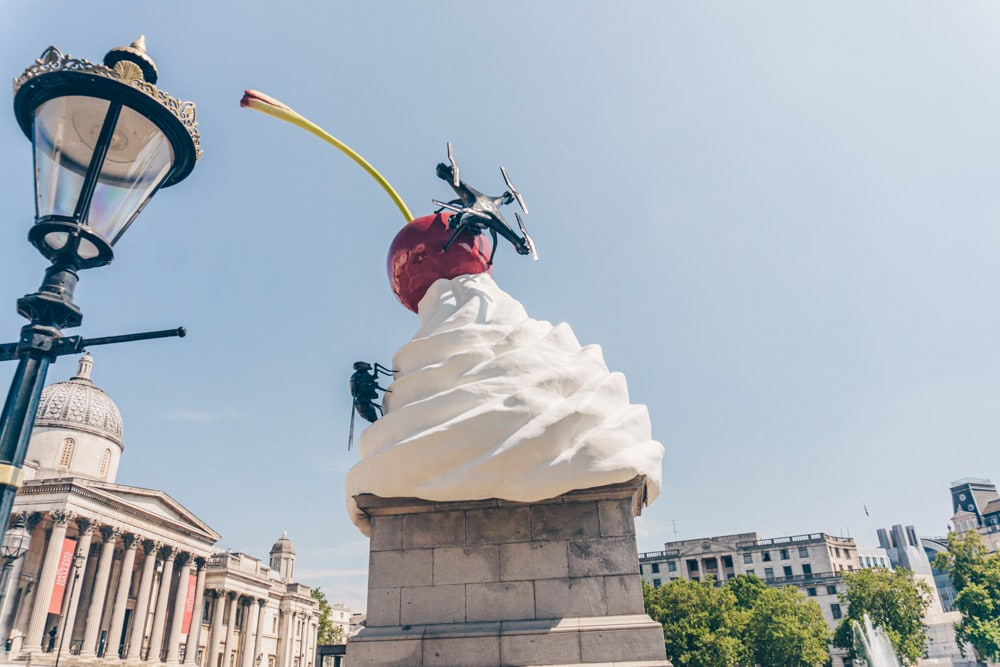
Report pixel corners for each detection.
[832,568,931,666]
[310,587,340,645]
[643,579,745,667]
[643,575,829,666]
[933,531,1000,662]
[742,585,831,667]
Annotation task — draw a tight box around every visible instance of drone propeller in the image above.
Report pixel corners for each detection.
[515,211,539,261]
[446,142,460,188]
[500,166,528,215]
[432,199,465,214]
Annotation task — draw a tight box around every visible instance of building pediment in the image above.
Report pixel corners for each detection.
[17,477,220,545]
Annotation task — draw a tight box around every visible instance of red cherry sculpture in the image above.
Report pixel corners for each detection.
[387,212,492,312]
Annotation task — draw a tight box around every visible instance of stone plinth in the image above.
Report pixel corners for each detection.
[348,477,670,667]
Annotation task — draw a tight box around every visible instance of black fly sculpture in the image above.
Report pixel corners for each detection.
[433,142,538,265]
[348,361,396,449]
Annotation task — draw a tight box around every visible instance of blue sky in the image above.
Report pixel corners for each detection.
[2,2,1000,611]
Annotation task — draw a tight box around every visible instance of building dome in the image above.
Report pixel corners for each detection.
[35,353,123,446]
[25,354,125,483]
[270,531,295,555]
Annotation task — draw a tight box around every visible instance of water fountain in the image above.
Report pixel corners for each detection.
[852,614,901,667]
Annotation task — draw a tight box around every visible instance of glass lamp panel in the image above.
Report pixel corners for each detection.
[33,96,109,220]
[87,105,174,245]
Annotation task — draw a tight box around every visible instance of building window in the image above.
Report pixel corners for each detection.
[722,555,733,568]
[780,549,790,560]
[764,567,774,580]
[651,563,660,574]
[761,551,772,562]
[272,617,278,633]
[687,560,699,572]
[746,569,755,577]
[807,587,817,597]
[831,603,842,620]
[98,449,111,478]
[202,601,212,624]
[667,561,677,572]
[59,437,75,467]
[798,546,808,557]
[783,566,793,577]
[827,585,837,595]
[653,578,661,587]
[743,553,752,564]
[802,564,812,576]
[835,547,842,558]
[236,603,245,630]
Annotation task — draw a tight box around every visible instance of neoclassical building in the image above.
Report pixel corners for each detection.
[0,354,318,667]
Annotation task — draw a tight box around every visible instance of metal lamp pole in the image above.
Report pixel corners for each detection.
[0,37,202,545]
[52,553,84,667]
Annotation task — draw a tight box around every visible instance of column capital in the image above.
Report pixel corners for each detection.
[160,545,177,561]
[100,525,123,542]
[175,550,192,567]
[226,590,239,601]
[122,533,140,549]
[75,517,95,534]
[194,556,207,570]
[50,509,75,526]
[257,597,267,606]
[142,538,161,555]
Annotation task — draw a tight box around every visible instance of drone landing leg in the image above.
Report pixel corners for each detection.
[487,228,499,266]
[443,221,471,253]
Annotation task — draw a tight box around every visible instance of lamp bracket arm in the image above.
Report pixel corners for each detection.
[0,326,186,362]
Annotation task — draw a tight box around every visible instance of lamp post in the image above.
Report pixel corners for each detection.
[0,37,201,543]
[0,513,31,647]
[52,552,84,667]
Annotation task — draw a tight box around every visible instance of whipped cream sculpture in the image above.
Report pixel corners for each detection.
[345,273,664,535]
[237,95,662,536]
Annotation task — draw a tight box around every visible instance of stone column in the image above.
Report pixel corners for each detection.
[58,520,95,655]
[281,611,295,667]
[126,541,160,661]
[205,591,226,667]
[222,592,238,667]
[79,526,120,657]
[106,533,139,658]
[240,599,261,667]
[165,553,192,664]
[23,510,72,653]
[185,558,207,664]
[147,549,177,662]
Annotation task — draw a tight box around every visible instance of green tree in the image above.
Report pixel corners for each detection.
[310,587,340,645]
[933,531,1000,662]
[643,579,746,667]
[743,585,831,667]
[832,568,931,665]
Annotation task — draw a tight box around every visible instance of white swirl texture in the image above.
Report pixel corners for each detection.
[346,273,663,535]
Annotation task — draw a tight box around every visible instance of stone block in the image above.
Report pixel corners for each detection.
[568,535,639,577]
[403,510,465,549]
[434,545,501,585]
[467,507,531,545]
[466,581,535,622]
[579,625,670,663]
[605,574,645,615]
[401,584,466,625]
[598,497,635,537]
[347,632,423,667]
[531,501,601,541]
[534,577,607,618]
[499,624,582,666]
[365,586,401,626]
[369,549,433,588]
[370,514,403,551]
[422,635,501,667]
[500,541,569,582]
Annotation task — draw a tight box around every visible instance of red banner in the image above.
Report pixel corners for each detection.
[48,538,78,615]
[181,573,197,634]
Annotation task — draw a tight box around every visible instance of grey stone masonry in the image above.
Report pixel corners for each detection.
[348,476,671,666]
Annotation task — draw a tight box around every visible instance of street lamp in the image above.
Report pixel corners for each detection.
[0,513,31,645]
[0,37,201,541]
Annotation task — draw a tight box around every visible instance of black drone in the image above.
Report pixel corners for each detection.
[348,361,395,449]
[433,142,538,265]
